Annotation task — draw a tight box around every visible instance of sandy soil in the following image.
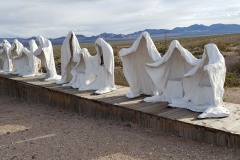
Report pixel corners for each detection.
[224,87,240,104]
[0,96,240,160]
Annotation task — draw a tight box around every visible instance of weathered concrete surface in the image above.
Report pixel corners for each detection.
[1,74,240,148]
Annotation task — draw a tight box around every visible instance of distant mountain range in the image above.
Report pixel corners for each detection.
[1,23,240,46]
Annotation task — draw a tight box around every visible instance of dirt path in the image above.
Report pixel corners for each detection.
[0,96,239,160]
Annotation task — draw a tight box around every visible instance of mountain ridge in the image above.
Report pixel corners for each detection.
[1,23,240,45]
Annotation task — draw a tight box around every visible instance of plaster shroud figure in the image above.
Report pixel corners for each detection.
[10,39,28,75]
[65,48,95,89]
[22,40,41,77]
[11,39,41,77]
[75,38,116,94]
[0,40,12,73]
[169,44,230,118]
[144,40,200,103]
[118,32,161,98]
[33,36,61,81]
[57,31,81,85]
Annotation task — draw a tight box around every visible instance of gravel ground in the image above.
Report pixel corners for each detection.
[0,96,240,160]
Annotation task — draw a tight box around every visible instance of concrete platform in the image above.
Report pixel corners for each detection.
[0,74,240,148]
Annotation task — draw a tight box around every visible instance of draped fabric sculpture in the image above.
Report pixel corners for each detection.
[71,38,116,94]
[119,32,161,98]
[10,39,29,76]
[92,38,116,94]
[57,31,81,85]
[169,44,230,118]
[144,40,200,103]
[0,40,12,73]
[66,48,95,89]
[33,36,61,81]
[10,39,40,77]
[22,40,41,77]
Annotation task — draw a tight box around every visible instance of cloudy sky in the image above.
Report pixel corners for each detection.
[1,0,239,38]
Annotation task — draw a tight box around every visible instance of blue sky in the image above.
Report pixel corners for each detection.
[0,0,239,38]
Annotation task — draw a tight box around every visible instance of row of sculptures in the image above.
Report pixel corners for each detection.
[0,31,230,119]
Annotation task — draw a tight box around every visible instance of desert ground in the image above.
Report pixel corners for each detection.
[0,96,240,160]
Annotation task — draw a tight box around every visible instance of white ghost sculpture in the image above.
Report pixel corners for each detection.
[76,38,116,94]
[169,44,230,119]
[65,48,95,89]
[0,40,12,73]
[10,39,29,75]
[144,40,200,103]
[33,36,61,81]
[57,31,81,85]
[22,40,41,77]
[118,32,161,98]
[10,39,40,77]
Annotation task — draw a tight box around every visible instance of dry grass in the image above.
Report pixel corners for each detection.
[52,33,240,87]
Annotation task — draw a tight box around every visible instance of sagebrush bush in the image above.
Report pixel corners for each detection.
[216,42,229,52]
[235,47,240,54]
[225,72,240,87]
[228,60,240,73]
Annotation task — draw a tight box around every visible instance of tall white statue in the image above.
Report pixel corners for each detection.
[169,44,230,118]
[118,32,161,98]
[57,31,81,85]
[0,40,12,73]
[144,40,200,103]
[22,40,41,77]
[33,36,61,81]
[73,38,116,94]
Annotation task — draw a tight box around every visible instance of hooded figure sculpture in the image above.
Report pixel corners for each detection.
[57,31,81,85]
[11,39,40,77]
[22,40,41,77]
[169,44,230,119]
[76,38,116,94]
[144,40,200,103]
[0,40,12,73]
[65,48,95,89]
[11,39,30,76]
[33,36,61,81]
[119,32,161,98]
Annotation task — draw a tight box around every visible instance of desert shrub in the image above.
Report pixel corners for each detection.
[53,45,61,59]
[228,59,240,73]
[114,68,129,86]
[199,40,211,49]
[158,46,168,55]
[115,56,122,67]
[235,47,240,54]
[231,42,240,47]
[225,59,240,87]
[216,42,229,52]
[225,72,240,87]
[190,47,203,56]
[155,40,169,55]
[225,47,232,52]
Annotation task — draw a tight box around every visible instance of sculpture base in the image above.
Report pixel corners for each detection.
[0,73,240,148]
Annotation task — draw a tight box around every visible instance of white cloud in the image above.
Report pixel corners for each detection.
[0,0,239,38]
